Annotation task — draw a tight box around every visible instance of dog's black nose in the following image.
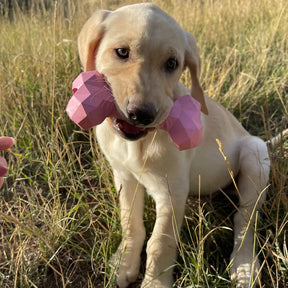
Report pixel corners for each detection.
[127,102,157,126]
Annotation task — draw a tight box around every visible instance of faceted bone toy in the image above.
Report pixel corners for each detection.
[66,71,120,130]
[158,95,202,150]
[66,71,202,150]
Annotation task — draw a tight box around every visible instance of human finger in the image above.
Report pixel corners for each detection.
[0,137,15,151]
[0,157,8,177]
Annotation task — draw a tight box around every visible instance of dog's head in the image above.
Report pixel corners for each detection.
[78,3,207,140]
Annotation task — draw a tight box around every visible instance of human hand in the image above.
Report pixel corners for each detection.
[0,137,14,188]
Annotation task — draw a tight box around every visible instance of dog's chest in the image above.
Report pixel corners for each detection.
[96,124,151,167]
[96,123,179,174]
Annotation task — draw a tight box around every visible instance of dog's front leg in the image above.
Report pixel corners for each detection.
[142,184,189,288]
[112,170,146,288]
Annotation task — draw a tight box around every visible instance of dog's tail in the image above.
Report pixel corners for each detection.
[266,128,288,149]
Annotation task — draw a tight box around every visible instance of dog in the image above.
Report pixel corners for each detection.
[77,3,270,287]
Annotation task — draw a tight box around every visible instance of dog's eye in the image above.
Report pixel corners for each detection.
[115,48,130,59]
[165,58,178,72]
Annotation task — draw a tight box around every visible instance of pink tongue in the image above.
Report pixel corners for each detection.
[115,119,145,135]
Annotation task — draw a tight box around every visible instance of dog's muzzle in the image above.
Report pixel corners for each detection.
[126,102,157,126]
[112,102,156,141]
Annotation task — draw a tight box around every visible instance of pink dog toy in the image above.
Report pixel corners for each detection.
[66,71,202,150]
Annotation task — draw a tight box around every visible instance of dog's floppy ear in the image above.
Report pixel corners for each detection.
[78,10,111,71]
[184,32,208,115]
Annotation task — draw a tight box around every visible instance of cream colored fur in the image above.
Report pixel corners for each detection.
[78,3,270,288]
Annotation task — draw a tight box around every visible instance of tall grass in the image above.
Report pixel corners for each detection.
[0,0,287,287]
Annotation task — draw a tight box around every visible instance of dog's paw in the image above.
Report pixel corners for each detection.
[116,267,139,288]
[230,254,260,288]
[110,244,141,288]
[141,277,173,288]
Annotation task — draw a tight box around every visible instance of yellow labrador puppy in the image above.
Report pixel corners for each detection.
[78,3,270,288]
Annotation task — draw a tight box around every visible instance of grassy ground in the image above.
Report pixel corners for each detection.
[0,0,287,287]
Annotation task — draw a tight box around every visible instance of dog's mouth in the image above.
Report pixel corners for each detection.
[112,118,149,141]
